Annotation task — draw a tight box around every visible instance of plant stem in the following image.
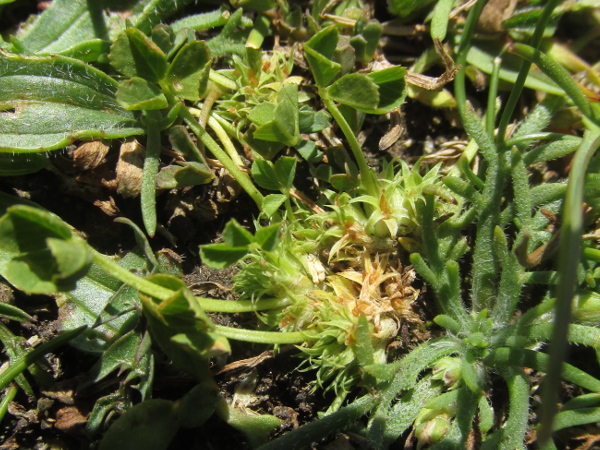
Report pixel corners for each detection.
[538,130,600,443]
[207,115,244,166]
[0,384,17,424]
[91,249,287,313]
[453,0,488,120]
[214,325,315,344]
[480,369,530,449]
[209,70,237,91]
[486,56,502,138]
[510,43,596,126]
[320,88,379,199]
[180,107,264,207]
[246,13,271,49]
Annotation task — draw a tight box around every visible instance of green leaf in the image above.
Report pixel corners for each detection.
[0,303,33,322]
[166,40,211,101]
[252,160,280,191]
[204,8,249,58]
[0,205,92,293]
[262,194,286,218]
[254,223,281,252]
[168,125,207,163]
[387,0,437,17]
[354,314,375,367]
[231,0,277,12]
[99,399,178,450]
[366,66,407,114]
[245,134,284,160]
[252,84,300,147]
[466,41,563,96]
[156,162,214,190]
[327,73,380,111]
[0,54,143,153]
[330,173,360,191]
[116,77,168,110]
[430,0,454,41]
[223,219,254,247]
[295,139,323,163]
[129,0,197,35]
[274,156,297,189]
[0,153,47,175]
[169,6,230,33]
[151,24,175,54]
[139,275,229,379]
[109,28,167,82]
[86,330,149,385]
[304,26,342,87]
[273,84,300,145]
[176,382,219,428]
[351,20,382,64]
[248,103,276,125]
[47,238,94,281]
[17,0,186,64]
[223,405,281,448]
[200,244,249,269]
[54,243,149,354]
[298,107,330,134]
[13,0,119,60]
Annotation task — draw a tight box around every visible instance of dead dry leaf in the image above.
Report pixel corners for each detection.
[72,141,110,171]
[477,0,518,33]
[54,406,87,432]
[115,140,144,198]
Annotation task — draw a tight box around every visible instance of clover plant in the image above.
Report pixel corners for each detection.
[0,1,599,449]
